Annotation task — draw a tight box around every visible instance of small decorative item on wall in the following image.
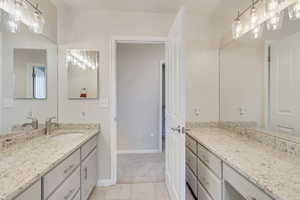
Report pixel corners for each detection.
[67,49,99,100]
[80,88,87,98]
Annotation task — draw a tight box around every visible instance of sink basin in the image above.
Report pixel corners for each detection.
[51,133,84,141]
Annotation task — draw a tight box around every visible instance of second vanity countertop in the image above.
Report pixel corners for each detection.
[0,128,99,200]
[188,127,300,200]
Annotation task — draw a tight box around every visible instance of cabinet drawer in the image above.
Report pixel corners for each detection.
[223,164,273,200]
[43,149,80,199]
[186,147,197,174]
[198,181,213,200]
[15,180,41,200]
[198,144,222,178]
[186,165,197,197]
[48,168,80,200]
[197,159,222,200]
[81,136,97,160]
[186,135,197,154]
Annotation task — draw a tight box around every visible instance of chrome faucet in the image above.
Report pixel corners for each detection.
[22,117,38,129]
[45,117,57,135]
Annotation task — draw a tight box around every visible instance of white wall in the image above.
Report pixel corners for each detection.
[220,39,265,126]
[57,10,220,182]
[117,43,164,152]
[185,14,219,122]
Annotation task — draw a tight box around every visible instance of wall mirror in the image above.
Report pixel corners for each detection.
[14,49,47,99]
[67,49,99,100]
[220,4,300,142]
[0,15,58,134]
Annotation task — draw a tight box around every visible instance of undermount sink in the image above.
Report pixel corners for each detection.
[51,133,84,141]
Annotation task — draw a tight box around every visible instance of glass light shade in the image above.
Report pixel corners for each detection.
[252,24,263,39]
[266,11,283,30]
[250,7,259,29]
[232,18,243,39]
[29,12,45,34]
[288,1,300,20]
[265,0,280,16]
[7,14,20,33]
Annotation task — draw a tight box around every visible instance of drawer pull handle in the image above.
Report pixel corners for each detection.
[64,164,74,174]
[247,197,257,200]
[64,188,75,200]
[84,167,88,180]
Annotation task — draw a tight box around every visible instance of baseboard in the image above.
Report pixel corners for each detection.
[97,179,115,187]
[117,149,161,154]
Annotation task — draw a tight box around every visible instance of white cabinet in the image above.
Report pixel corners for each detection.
[81,148,98,200]
[223,164,273,200]
[15,180,41,200]
[48,168,80,200]
[43,149,80,199]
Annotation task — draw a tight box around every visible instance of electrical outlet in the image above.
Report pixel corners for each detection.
[194,108,201,117]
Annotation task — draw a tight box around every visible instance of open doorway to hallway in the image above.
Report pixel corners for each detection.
[116,43,166,185]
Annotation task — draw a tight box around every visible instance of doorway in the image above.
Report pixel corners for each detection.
[114,41,167,185]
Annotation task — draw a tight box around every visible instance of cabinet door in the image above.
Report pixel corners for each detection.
[15,180,41,200]
[81,148,97,200]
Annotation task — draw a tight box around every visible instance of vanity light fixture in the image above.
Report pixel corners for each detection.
[232,0,300,39]
[288,1,300,20]
[0,0,45,34]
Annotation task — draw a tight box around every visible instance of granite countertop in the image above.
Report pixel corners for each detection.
[188,127,300,200]
[0,128,99,200]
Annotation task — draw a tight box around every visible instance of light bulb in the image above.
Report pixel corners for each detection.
[289,1,300,20]
[250,7,258,29]
[232,18,243,39]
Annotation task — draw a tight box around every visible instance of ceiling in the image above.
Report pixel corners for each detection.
[55,0,222,15]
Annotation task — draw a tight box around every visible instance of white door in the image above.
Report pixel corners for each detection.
[165,7,186,200]
[270,32,300,135]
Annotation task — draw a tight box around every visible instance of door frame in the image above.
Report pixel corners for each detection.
[110,36,168,184]
[159,60,166,153]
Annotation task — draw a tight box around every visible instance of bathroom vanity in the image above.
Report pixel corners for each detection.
[0,128,99,200]
[186,127,300,200]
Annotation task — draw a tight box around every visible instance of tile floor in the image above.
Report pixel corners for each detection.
[89,182,170,200]
[117,153,165,184]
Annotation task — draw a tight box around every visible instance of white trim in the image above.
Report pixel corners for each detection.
[97,179,115,187]
[110,36,168,185]
[117,149,161,154]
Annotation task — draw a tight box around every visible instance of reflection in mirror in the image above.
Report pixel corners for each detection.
[14,49,47,99]
[220,5,300,140]
[67,49,99,99]
[0,14,58,134]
